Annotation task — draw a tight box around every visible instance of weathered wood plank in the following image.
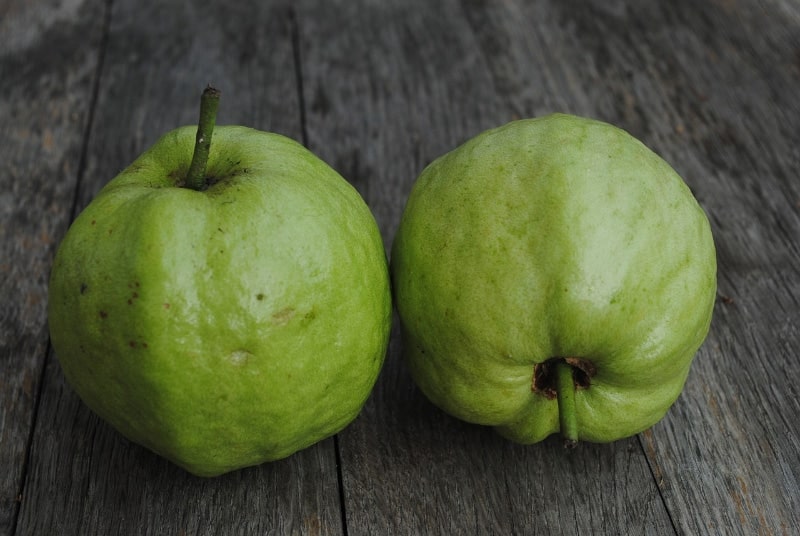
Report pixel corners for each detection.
[456,0,800,533]
[15,1,343,534]
[0,1,106,534]
[603,1,800,533]
[3,0,798,533]
[296,0,678,533]
[526,0,800,532]
[19,354,340,535]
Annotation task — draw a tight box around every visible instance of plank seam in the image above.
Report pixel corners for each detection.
[289,6,309,148]
[333,435,350,536]
[637,433,680,535]
[288,8,349,535]
[9,0,114,533]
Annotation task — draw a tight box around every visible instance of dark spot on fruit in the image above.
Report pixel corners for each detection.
[132,292,138,299]
[168,168,181,180]
[99,311,108,319]
[90,220,96,225]
[533,363,557,399]
[80,283,88,294]
[142,342,148,348]
[256,293,265,301]
[129,341,137,348]
[127,299,133,305]
[163,303,171,309]
[199,175,222,190]
[533,357,596,398]
[563,357,596,388]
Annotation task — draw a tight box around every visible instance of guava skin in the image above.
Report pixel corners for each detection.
[391,114,716,444]
[48,126,392,477]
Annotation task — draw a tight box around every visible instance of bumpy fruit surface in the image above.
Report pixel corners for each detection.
[391,114,716,444]
[49,126,391,476]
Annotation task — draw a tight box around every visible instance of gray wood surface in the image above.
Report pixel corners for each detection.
[2,0,798,534]
[1,0,106,532]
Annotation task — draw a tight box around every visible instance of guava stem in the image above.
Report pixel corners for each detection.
[555,360,579,448]
[185,86,221,191]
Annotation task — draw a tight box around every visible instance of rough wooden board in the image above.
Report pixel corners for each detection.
[296,0,678,533]
[0,1,106,533]
[553,1,800,533]
[14,1,343,534]
[2,0,798,533]
[17,352,341,535]
[476,0,800,532]
[337,331,674,535]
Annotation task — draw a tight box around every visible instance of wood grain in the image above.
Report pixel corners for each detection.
[560,1,800,533]
[1,0,798,534]
[297,0,676,533]
[18,354,341,535]
[298,0,800,533]
[13,1,343,534]
[0,0,106,533]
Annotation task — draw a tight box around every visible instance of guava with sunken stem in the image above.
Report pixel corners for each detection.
[391,113,716,446]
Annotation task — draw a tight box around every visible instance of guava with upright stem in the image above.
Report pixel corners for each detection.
[48,88,392,476]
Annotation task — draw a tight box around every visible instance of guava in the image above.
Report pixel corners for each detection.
[48,88,392,476]
[391,113,716,446]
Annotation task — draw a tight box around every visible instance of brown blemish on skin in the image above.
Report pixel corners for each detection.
[532,357,597,398]
[99,311,108,319]
[271,307,295,325]
[533,363,558,399]
[163,303,171,309]
[564,357,596,383]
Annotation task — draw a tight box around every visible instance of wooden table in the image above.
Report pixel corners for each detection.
[2,0,799,534]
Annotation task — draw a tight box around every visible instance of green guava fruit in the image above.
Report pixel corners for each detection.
[391,113,716,446]
[48,89,391,476]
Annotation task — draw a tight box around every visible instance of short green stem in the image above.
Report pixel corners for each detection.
[555,360,579,448]
[185,86,221,190]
